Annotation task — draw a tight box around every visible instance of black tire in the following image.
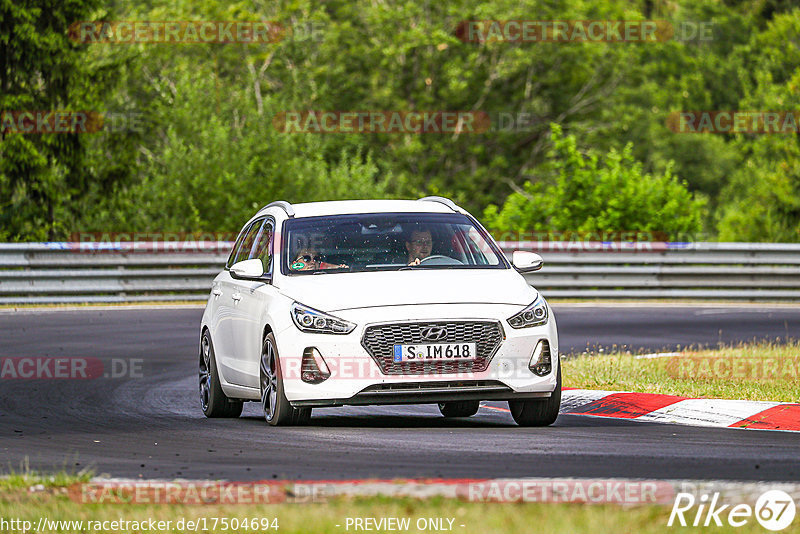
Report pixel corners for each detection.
[438,400,480,418]
[260,333,311,426]
[199,330,243,418]
[508,361,561,427]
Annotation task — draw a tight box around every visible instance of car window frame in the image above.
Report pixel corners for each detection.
[226,218,266,269]
[249,217,275,277]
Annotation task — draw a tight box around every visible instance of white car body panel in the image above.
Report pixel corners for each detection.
[276,269,536,312]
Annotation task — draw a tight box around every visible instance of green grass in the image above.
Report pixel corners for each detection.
[2,475,792,534]
[0,463,93,492]
[563,341,800,402]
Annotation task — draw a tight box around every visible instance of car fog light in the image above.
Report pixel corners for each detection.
[301,347,331,384]
[528,340,552,377]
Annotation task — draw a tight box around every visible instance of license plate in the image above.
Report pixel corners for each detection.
[392,343,478,363]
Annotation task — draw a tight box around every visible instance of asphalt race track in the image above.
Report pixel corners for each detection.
[1,305,799,482]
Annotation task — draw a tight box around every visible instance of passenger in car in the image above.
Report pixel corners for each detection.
[290,248,347,271]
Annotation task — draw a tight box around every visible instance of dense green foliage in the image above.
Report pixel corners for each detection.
[0,0,138,240]
[483,125,705,237]
[2,0,800,241]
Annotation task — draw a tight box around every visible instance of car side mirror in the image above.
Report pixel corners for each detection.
[229,259,267,281]
[512,251,544,273]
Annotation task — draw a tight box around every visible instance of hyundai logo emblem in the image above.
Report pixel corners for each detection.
[420,326,447,341]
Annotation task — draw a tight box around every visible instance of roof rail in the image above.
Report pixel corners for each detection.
[262,200,295,218]
[418,196,461,213]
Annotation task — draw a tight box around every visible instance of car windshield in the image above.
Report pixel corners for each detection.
[281,212,507,275]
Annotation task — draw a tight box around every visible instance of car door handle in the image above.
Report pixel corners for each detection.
[211,288,222,296]
[231,292,242,302]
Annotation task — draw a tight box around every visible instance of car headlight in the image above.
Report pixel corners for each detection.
[507,296,548,328]
[291,302,356,334]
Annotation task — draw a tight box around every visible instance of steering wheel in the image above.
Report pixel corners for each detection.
[417,255,464,266]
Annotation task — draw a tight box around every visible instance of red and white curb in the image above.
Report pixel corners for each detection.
[558,388,800,432]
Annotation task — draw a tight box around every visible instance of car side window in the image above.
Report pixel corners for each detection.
[251,220,274,273]
[226,224,251,269]
[463,226,498,265]
[228,219,264,268]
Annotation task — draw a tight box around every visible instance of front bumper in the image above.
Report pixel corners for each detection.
[273,303,559,406]
[292,380,551,407]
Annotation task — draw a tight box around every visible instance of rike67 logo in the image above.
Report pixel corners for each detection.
[669,490,796,531]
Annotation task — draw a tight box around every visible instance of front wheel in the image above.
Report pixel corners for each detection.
[508,361,561,427]
[260,334,311,426]
[438,400,480,418]
[199,330,243,418]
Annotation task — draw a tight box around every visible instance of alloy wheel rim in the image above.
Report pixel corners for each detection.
[199,335,211,411]
[260,341,278,420]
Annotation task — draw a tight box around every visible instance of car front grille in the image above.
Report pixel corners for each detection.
[361,320,504,375]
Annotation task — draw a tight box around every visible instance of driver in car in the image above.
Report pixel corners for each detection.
[405,227,433,265]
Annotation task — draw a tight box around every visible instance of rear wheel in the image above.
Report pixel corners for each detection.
[260,334,311,426]
[438,400,480,418]
[508,361,561,427]
[199,330,243,418]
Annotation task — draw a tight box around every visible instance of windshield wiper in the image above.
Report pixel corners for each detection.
[312,267,350,274]
[398,264,440,270]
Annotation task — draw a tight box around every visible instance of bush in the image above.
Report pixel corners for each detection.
[483,124,706,240]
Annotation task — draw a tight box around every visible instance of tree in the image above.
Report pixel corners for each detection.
[716,9,800,242]
[0,0,133,240]
[483,124,706,239]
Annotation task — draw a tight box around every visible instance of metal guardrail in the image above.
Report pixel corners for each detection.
[0,242,229,304]
[0,241,799,303]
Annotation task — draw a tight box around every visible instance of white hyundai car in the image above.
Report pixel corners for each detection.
[199,197,560,426]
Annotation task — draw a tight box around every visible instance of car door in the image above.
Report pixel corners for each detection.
[213,219,265,384]
[228,218,279,388]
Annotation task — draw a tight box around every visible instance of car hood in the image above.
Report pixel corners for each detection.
[276,269,537,312]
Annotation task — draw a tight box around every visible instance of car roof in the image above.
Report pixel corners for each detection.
[262,199,459,219]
